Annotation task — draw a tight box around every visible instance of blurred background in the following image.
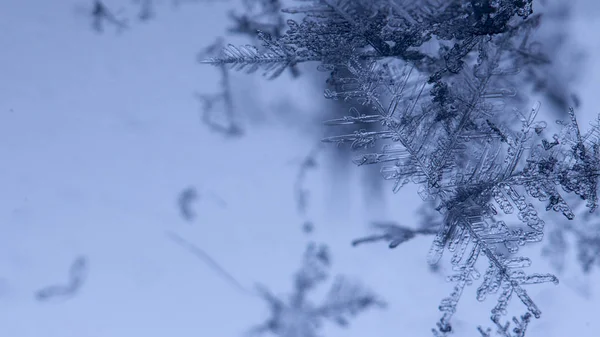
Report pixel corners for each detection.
[1,1,600,336]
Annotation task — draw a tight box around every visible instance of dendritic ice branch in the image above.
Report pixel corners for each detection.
[168,233,384,337]
[320,33,599,337]
[202,0,534,79]
[201,1,599,336]
[248,242,385,337]
[322,52,599,337]
[195,38,245,137]
[352,221,437,248]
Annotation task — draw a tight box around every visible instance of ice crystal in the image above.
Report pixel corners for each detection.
[248,242,385,337]
[201,0,600,335]
[168,233,383,337]
[195,38,245,136]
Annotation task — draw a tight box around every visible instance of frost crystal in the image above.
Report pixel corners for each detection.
[248,243,385,337]
[202,1,600,335]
